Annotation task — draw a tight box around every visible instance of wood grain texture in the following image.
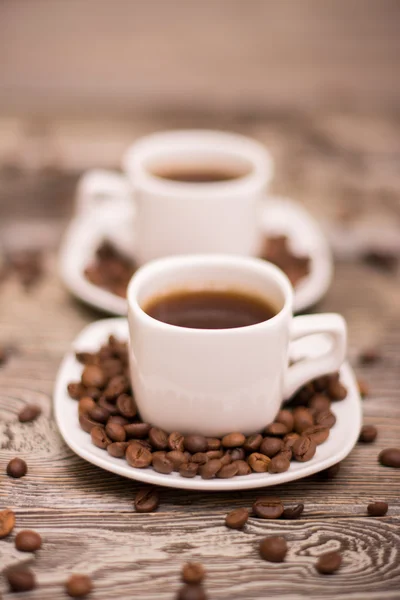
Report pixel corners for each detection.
[1,111,400,598]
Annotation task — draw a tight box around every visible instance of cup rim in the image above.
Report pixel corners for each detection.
[122,130,273,199]
[127,255,293,335]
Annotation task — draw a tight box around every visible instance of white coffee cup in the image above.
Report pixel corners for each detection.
[127,255,347,436]
[76,130,273,264]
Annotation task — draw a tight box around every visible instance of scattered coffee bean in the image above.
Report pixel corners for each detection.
[259,536,287,562]
[206,438,221,451]
[217,462,239,478]
[105,422,126,442]
[293,407,314,433]
[367,501,388,517]
[97,396,119,414]
[279,447,293,461]
[91,425,111,449]
[168,431,185,452]
[303,425,330,445]
[234,460,251,475]
[88,405,109,424]
[79,396,96,415]
[182,562,206,584]
[260,437,284,457]
[104,375,129,400]
[76,351,96,365]
[179,462,199,478]
[357,379,369,398]
[0,509,16,538]
[315,551,342,574]
[7,457,27,478]
[167,450,187,470]
[191,452,208,465]
[292,436,316,462]
[281,503,304,519]
[177,584,207,600]
[359,347,381,365]
[225,507,249,529]
[79,412,98,433]
[268,454,291,473]
[149,427,169,450]
[107,441,129,458]
[226,447,245,461]
[85,386,102,400]
[220,452,232,466]
[15,529,42,552]
[309,395,331,414]
[66,574,93,597]
[248,452,270,472]
[283,432,300,448]
[199,458,223,479]
[328,380,347,401]
[253,497,284,519]
[68,382,86,400]
[379,448,400,468]
[184,435,208,454]
[18,404,41,423]
[6,568,36,592]
[275,409,294,431]
[116,393,137,418]
[153,454,174,475]
[134,487,160,512]
[359,424,377,443]
[264,422,289,436]
[315,410,336,429]
[206,450,223,460]
[320,462,341,479]
[124,422,151,438]
[221,432,245,448]
[82,364,106,389]
[126,442,153,468]
[243,433,263,452]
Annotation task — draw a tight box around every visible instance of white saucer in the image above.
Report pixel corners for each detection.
[59,197,333,315]
[54,318,361,492]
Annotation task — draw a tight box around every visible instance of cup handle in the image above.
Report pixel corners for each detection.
[283,314,347,399]
[75,169,132,219]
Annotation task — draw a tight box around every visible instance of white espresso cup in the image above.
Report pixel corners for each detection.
[76,130,273,264]
[127,255,347,436]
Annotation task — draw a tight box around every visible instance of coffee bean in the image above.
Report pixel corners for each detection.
[268,454,290,473]
[303,425,330,445]
[179,462,199,478]
[275,409,294,431]
[309,394,331,414]
[314,410,336,429]
[76,351,96,365]
[283,432,300,449]
[107,441,129,458]
[18,404,41,423]
[181,562,206,584]
[104,375,129,400]
[66,574,93,597]
[226,447,245,461]
[78,396,96,415]
[68,382,86,400]
[149,427,169,450]
[116,393,137,418]
[253,497,284,519]
[293,407,314,433]
[6,568,36,592]
[379,448,400,468]
[88,405,109,424]
[85,386,102,400]
[281,503,304,519]
[320,462,341,479]
[90,425,111,449]
[184,435,208,454]
[359,424,378,443]
[248,452,270,472]
[225,507,249,529]
[359,348,381,365]
[124,422,151,439]
[264,422,289,436]
[82,364,106,389]
[313,375,330,392]
[279,447,293,461]
[153,454,174,475]
[7,457,27,478]
[206,438,221,451]
[0,509,15,538]
[259,437,283,458]
[134,487,160,512]
[243,433,263,452]
[292,436,317,462]
[167,450,187,470]
[220,452,232,466]
[126,442,153,468]
[191,452,209,465]
[199,458,222,479]
[177,584,207,600]
[328,380,347,401]
[108,415,129,426]
[234,460,251,475]
[79,412,98,433]
[101,358,124,378]
[315,551,342,574]
[105,422,126,442]
[259,536,287,562]
[168,431,185,452]
[221,432,245,448]
[206,450,223,459]
[367,501,388,516]
[98,396,119,415]
[217,462,239,478]
[15,530,42,552]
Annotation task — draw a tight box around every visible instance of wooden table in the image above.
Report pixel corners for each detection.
[0,112,399,599]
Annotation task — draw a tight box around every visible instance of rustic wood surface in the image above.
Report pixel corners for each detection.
[0,111,400,599]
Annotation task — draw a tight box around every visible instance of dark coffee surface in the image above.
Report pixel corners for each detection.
[151,167,247,183]
[143,289,276,329]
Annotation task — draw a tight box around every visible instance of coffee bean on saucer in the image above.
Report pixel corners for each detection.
[66,574,93,597]
[309,395,331,414]
[259,437,284,458]
[312,375,330,392]
[104,375,129,400]
[225,507,249,529]
[167,450,187,470]
[206,450,223,460]
[379,448,400,468]
[275,409,294,431]
[126,442,153,468]
[134,487,160,512]
[177,584,207,600]
[303,425,330,445]
[243,433,263,452]
[79,412,98,433]
[149,427,169,450]
[268,454,291,473]
[315,410,336,429]
[116,393,137,418]
[6,568,36,592]
[293,407,314,433]
[7,457,27,478]
[199,458,222,479]
[124,422,151,439]
[101,358,124,378]
[0,509,15,538]
[315,551,342,574]
[206,438,221,451]
[283,432,300,449]
[225,448,245,461]
[68,382,86,400]
[179,462,199,478]
[320,462,341,479]
[75,351,96,364]
[191,452,209,465]
[292,436,316,462]
[97,396,119,415]
[85,386,102,401]
[184,435,208,454]
[108,415,129,426]
[221,432,245,448]
[15,530,42,552]
[82,364,106,389]
[358,379,369,398]
[220,452,232,466]
[182,562,206,584]
[168,432,185,452]
[234,460,251,475]
[259,536,287,562]
[91,425,111,449]
[18,404,41,423]
[367,501,388,516]
[78,396,96,415]
[253,497,284,519]
[88,405,109,424]
[153,454,174,475]
[282,503,304,519]
[264,422,289,437]
[105,422,126,442]
[359,424,377,443]
[327,380,347,401]
[248,453,270,472]
[217,462,239,478]
[107,442,129,458]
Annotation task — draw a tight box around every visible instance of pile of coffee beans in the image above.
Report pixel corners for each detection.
[85,235,310,297]
[68,335,347,481]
